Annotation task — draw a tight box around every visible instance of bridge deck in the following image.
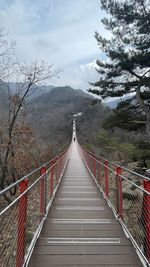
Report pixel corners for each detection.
[29,142,143,267]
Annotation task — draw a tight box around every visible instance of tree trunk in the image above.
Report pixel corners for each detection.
[136,87,150,140]
[0,166,12,203]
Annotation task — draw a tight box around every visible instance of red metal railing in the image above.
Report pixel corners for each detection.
[0,145,71,267]
[78,143,150,266]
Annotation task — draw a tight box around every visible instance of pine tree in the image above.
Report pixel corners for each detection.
[89,0,150,138]
[103,99,146,131]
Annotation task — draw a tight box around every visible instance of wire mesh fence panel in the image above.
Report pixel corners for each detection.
[0,202,19,267]
[122,181,144,247]
[90,157,93,174]
[122,168,144,188]
[0,145,70,267]
[53,166,57,191]
[95,161,98,181]
[108,163,117,211]
[100,162,105,193]
[46,170,51,208]
[25,181,41,254]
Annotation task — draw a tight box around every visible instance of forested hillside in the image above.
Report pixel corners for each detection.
[28,86,110,153]
[0,81,110,152]
[1,80,148,173]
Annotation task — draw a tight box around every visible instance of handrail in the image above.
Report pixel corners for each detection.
[79,143,150,181]
[79,144,150,195]
[78,142,150,266]
[0,149,70,217]
[0,145,70,197]
[0,143,71,267]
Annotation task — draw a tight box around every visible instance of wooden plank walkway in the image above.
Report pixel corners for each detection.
[29,142,143,267]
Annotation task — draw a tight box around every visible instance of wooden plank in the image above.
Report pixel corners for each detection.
[29,254,142,265]
[41,230,125,238]
[41,222,122,232]
[32,244,138,255]
[37,237,132,246]
[29,265,141,267]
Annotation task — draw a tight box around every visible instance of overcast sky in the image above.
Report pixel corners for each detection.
[0,0,108,89]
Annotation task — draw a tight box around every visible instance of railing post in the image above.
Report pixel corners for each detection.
[88,156,91,170]
[86,154,88,166]
[90,156,92,172]
[104,160,109,198]
[60,158,62,176]
[116,167,123,220]
[88,155,90,169]
[40,166,46,218]
[85,153,87,164]
[93,159,96,178]
[143,179,150,261]
[60,156,63,178]
[58,158,61,180]
[98,162,102,187]
[55,157,59,183]
[16,179,28,267]
[50,160,55,197]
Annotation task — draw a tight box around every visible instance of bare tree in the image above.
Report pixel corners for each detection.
[0,32,16,80]
[0,59,59,202]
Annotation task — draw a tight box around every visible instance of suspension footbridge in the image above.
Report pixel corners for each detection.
[0,121,150,266]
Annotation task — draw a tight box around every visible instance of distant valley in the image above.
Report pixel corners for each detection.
[0,82,110,152]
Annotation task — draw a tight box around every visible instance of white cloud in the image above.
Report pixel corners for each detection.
[0,0,107,88]
[0,0,38,35]
[51,60,99,90]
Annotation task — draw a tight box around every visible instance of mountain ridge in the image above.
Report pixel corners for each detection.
[0,82,110,152]
[27,85,109,150]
